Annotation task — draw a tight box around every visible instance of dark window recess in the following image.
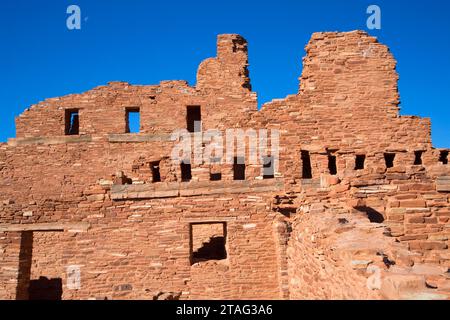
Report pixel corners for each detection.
[384,153,395,168]
[180,161,192,182]
[210,173,222,181]
[233,157,246,180]
[439,151,449,165]
[414,151,423,165]
[150,161,161,183]
[125,108,140,133]
[355,155,366,170]
[328,154,337,175]
[301,151,312,179]
[191,223,227,264]
[278,207,297,218]
[186,106,201,133]
[355,206,385,224]
[65,109,79,135]
[263,156,275,179]
[28,277,63,300]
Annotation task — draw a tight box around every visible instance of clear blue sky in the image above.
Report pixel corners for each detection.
[1,0,449,147]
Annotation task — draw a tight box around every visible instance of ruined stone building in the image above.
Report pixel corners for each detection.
[1,31,450,300]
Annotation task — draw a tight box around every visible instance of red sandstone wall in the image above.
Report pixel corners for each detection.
[0,134,282,299]
[248,32,433,185]
[15,35,257,139]
[300,31,400,119]
[0,198,281,300]
[0,232,22,299]
[1,31,449,300]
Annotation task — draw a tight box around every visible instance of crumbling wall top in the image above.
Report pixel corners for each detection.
[196,34,252,93]
[299,30,399,118]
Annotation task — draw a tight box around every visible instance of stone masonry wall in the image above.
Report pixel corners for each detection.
[1,31,449,300]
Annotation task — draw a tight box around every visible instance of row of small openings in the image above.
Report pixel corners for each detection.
[130,106,201,133]
[65,105,201,135]
[65,108,142,135]
[209,156,275,181]
[127,106,201,134]
[183,156,273,182]
[301,151,370,179]
[303,151,444,179]
[149,156,274,183]
[384,151,447,167]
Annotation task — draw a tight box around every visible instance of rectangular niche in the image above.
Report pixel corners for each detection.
[355,155,366,170]
[150,161,161,183]
[233,157,246,181]
[190,222,227,265]
[384,153,396,168]
[180,160,192,182]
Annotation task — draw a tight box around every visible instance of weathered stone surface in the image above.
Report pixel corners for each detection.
[381,274,426,300]
[8,135,92,146]
[108,134,172,143]
[436,176,450,192]
[110,179,284,200]
[0,222,90,232]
